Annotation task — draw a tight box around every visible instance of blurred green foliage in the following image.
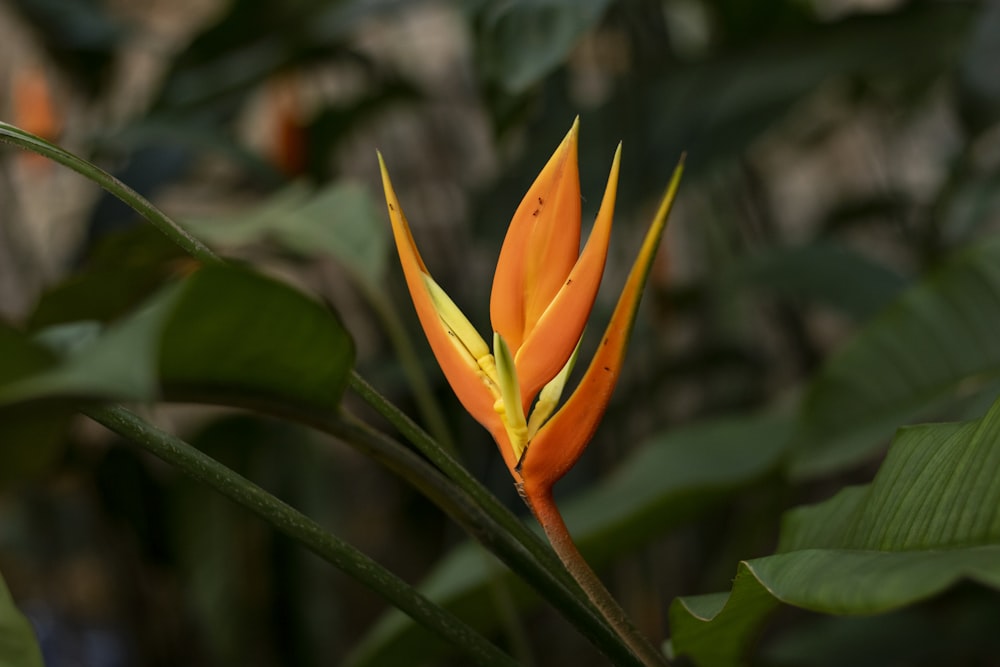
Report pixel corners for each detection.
[2,0,1000,665]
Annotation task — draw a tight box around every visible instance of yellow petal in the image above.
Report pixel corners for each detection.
[517,156,685,489]
[490,118,581,353]
[379,152,501,434]
[513,143,620,408]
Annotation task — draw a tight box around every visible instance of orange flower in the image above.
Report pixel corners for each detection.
[379,119,682,496]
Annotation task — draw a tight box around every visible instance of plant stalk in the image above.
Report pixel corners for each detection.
[347,372,578,589]
[526,488,671,667]
[85,404,518,667]
[0,121,219,265]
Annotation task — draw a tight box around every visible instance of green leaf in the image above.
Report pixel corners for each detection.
[182,185,313,246]
[0,265,354,474]
[727,241,908,320]
[159,264,354,410]
[347,413,791,667]
[184,181,388,286]
[28,226,190,329]
[473,0,613,93]
[0,571,43,667]
[791,236,1000,478]
[2,293,181,404]
[280,182,387,285]
[668,392,1000,667]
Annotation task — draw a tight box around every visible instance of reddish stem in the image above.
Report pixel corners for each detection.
[524,484,670,667]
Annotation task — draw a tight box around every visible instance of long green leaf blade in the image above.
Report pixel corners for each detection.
[669,392,1000,666]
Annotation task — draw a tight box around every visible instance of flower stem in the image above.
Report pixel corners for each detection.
[346,372,640,665]
[0,121,219,265]
[86,404,518,667]
[526,488,671,667]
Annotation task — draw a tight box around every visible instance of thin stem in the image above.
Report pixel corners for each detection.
[0,121,219,265]
[527,489,671,667]
[85,404,518,667]
[296,404,644,667]
[342,308,533,660]
[346,375,647,664]
[167,385,640,666]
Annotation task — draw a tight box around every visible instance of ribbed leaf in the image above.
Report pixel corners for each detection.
[669,392,1000,667]
[791,236,1000,477]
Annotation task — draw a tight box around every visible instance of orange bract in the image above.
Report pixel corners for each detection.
[379,120,683,490]
[490,119,582,354]
[519,162,684,492]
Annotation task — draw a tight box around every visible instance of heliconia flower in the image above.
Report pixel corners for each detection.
[379,119,682,497]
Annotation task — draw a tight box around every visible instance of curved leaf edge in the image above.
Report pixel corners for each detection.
[668,546,1000,665]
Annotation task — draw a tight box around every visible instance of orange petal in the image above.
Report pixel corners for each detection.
[378,153,501,436]
[518,156,685,491]
[490,119,581,352]
[514,143,621,409]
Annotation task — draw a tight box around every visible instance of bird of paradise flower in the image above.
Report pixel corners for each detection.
[379,118,683,667]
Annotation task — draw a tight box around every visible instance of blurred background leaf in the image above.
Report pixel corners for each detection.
[0,264,354,499]
[723,241,909,321]
[791,237,1000,478]
[470,0,615,94]
[184,181,388,285]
